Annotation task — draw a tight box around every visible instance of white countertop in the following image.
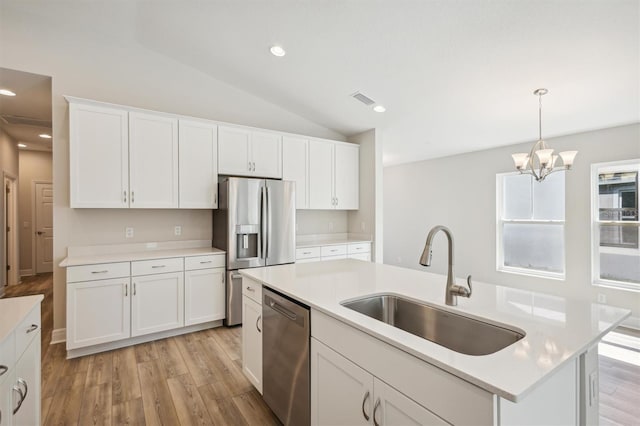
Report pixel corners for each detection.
[0,295,44,343]
[60,247,225,267]
[296,236,371,248]
[239,260,630,402]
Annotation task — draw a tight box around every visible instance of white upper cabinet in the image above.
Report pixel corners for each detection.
[69,102,129,208]
[334,143,359,210]
[129,112,179,208]
[282,136,309,209]
[218,126,282,178]
[179,120,218,208]
[309,140,359,210]
[251,131,282,178]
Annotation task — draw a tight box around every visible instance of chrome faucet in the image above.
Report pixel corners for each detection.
[419,225,472,306]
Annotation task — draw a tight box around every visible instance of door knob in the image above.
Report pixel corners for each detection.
[36,231,43,235]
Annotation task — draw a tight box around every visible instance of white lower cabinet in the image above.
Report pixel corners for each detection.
[67,278,131,349]
[184,267,225,326]
[296,242,371,263]
[12,337,40,426]
[311,338,447,426]
[242,295,262,394]
[131,272,184,337]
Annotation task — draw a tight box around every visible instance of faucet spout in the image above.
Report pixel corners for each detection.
[419,225,472,306]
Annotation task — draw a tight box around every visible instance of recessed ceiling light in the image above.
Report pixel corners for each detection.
[17,143,27,148]
[270,45,286,57]
[39,134,52,139]
[373,105,386,113]
[0,89,16,97]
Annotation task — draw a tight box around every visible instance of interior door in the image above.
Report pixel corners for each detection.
[35,182,53,273]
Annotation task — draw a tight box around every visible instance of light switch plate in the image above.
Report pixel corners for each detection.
[174,226,182,236]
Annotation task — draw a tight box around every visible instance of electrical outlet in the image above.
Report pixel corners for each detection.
[597,293,607,304]
[174,226,182,236]
[125,227,134,238]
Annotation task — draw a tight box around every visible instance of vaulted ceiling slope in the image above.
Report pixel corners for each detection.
[1,1,638,165]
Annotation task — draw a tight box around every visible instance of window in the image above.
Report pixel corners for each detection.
[497,172,565,279]
[592,159,640,289]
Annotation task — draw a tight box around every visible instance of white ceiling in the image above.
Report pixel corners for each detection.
[3,1,639,164]
[0,67,52,152]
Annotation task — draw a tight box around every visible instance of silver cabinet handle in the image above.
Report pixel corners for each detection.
[256,315,262,333]
[248,161,252,171]
[373,398,381,426]
[26,324,38,334]
[199,261,212,264]
[131,191,135,203]
[246,286,255,292]
[125,284,128,297]
[151,265,166,269]
[303,251,311,255]
[330,249,338,253]
[12,385,24,414]
[362,391,371,421]
[91,270,109,274]
[335,197,338,206]
[0,365,8,376]
[123,190,127,203]
[133,282,137,296]
[214,192,217,205]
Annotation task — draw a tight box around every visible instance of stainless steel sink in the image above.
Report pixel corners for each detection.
[341,294,525,356]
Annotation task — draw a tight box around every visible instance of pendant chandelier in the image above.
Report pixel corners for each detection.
[511,88,578,182]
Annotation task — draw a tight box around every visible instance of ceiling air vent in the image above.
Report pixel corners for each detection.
[0,114,52,128]
[351,91,375,106]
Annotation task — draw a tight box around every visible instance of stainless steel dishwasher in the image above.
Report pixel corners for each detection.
[262,287,310,426]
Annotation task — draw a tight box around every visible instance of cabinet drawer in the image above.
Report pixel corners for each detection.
[131,257,184,276]
[0,332,15,380]
[242,277,262,304]
[15,305,41,359]
[185,254,225,271]
[67,262,130,283]
[296,247,321,260]
[321,245,347,257]
[348,243,370,254]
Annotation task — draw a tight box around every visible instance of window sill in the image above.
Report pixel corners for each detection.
[593,280,640,293]
[498,266,565,281]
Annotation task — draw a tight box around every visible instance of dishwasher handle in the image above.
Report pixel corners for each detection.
[268,299,297,321]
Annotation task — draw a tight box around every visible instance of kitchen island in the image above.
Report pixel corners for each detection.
[239,259,630,425]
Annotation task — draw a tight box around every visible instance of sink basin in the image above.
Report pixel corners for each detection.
[340,294,525,356]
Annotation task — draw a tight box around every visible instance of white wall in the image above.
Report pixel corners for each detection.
[384,124,640,321]
[348,129,384,262]
[18,150,53,273]
[0,3,346,331]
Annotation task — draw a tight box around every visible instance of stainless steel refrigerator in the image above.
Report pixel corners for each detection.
[213,177,296,326]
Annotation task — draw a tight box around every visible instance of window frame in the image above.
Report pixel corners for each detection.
[591,159,640,291]
[496,172,566,280]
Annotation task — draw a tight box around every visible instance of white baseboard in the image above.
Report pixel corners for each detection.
[622,316,640,331]
[20,269,33,277]
[51,328,66,344]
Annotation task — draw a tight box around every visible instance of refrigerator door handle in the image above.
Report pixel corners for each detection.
[261,185,268,260]
[265,185,270,261]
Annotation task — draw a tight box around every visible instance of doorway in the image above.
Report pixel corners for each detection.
[3,173,18,287]
[33,181,53,273]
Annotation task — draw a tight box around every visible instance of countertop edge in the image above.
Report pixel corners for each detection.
[60,247,226,267]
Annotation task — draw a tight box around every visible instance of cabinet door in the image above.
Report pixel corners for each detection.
[184,268,225,326]
[373,378,447,426]
[218,126,252,176]
[309,140,335,209]
[242,296,262,394]
[251,131,282,178]
[311,338,372,426]
[129,112,179,208]
[282,136,308,209]
[69,102,129,208]
[0,373,13,426]
[12,337,40,426]
[334,143,359,210]
[131,272,184,337]
[179,120,218,208]
[67,278,131,349]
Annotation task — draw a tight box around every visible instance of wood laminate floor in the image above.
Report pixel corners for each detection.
[4,274,640,425]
